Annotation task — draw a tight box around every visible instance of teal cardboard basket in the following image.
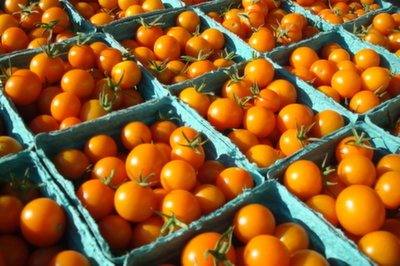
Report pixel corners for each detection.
[124,179,376,265]
[0,150,113,265]
[167,56,359,176]
[268,27,400,119]
[0,31,168,136]
[365,95,400,145]
[0,94,34,155]
[35,95,264,265]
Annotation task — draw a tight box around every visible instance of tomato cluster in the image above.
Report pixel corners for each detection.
[205,0,321,53]
[178,57,346,168]
[0,169,91,265]
[284,43,399,114]
[355,12,400,55]
[292,0,383,24]
[51,119,255,254]
[280,127,400,265]
[117,10,239,85]
[1,38,144,135]
[67,0,167,26]
[177,203,328,266]
[0,0,82,54]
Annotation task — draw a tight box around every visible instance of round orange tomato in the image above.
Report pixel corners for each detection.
[215,167,254,201]
[0,136,23,158]
[274,222,310,254]
[181,230,236,266]
[4,69,42,106]
[114,180,157,222]
[283,160,323,201]
[20,197,66,247]
[48,250,90,266]
[244,234,290,266]
[233,203,276,244]
[336,184,385,236]
[358,230,400,266]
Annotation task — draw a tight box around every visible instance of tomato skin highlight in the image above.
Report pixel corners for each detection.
[181,231,236,266]
[336,185,386,236]
[20,197,66,247]
[114,180,157,222]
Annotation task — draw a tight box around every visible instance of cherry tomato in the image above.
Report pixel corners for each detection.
[121,121,152,150]
[160,189,201,227]
[290,249,329,266]
[91,156,128,186]
[4,69,42,106]
[244,144,280,168]
[274,222,310,254]
[335,185,385,236]
[160,159,197,191]
[233,203,276,244]
[374,170,400,210]
[215,167,254,201]
[130,215,164,248]
[193,184,226,215]
[0,234,29,266]
[20,197,66,247]
[29,52,65,85]
[357,231,400,266]
[76,179,115,221]
[114,180,157,222]
[52,148,90,180]
[84,134,118,164]
[27,245,64,266]
[0,136,24,158]
[0,195,24,234]
[283,160,323,201]
[207,97,244,132]
[335,130,374,163]
[305,194,339,227]
[125,142,168,184]
[244,234,290,266]
[48,250,90,266]
[337,154,377,187]
[376,153,400,176]
[181,230,236,266]
[98,214,132,250]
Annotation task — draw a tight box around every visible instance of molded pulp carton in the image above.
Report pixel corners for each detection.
[266,121,400,265]
[0,32,168,136]
[268,27,400,119]
[80,0,184,32]
[365,95,400,146]
[35,95,264,265]
[267,121,400,182]
[0,0,96,54]
[195,0,335,35]
[0,94,34,154]
[129,178,376,265]
[286,0,396,33]
[0,150,113,265]
[168,56,358,176]
[102,6,256,85]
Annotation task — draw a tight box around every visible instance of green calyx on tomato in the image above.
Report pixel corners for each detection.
[178,131,208,154]
[204,226,235,266]
[154,210,188,236]
[344,126,377,151]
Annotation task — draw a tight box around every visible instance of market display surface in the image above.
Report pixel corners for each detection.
[0,0,400,265]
